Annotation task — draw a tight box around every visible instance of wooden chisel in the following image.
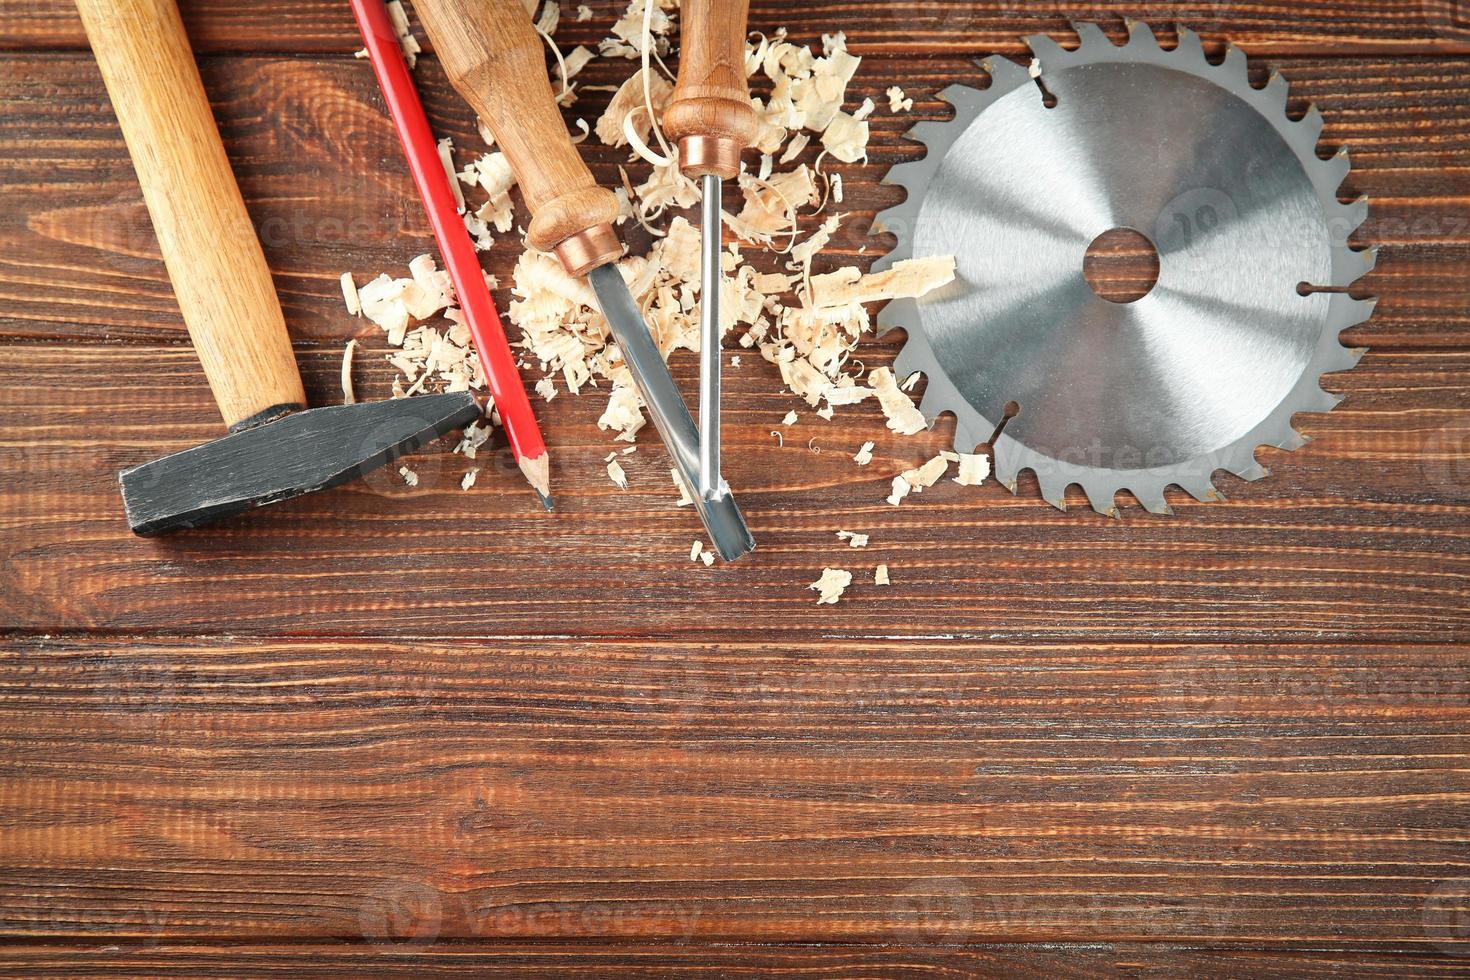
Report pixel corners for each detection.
[412,0,756,561]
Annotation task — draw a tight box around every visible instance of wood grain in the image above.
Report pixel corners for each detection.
[2,344,1466,638]
[0,635,1466,946]
[2,52,1463,346]
[3,0,1469,971]
[3,1,1469,55]
[2,944,1467,977]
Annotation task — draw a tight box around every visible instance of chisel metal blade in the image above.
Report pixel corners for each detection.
[588,262,755,562]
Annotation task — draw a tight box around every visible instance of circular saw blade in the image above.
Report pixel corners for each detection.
[873,21,1377,516]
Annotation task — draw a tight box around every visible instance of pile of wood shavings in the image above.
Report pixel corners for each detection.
[339,0,989,604]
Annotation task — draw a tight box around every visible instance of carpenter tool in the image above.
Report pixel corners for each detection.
[413,0,757,561]
[75,0,482,535]
[350,0,554,511]
[663,0,758,501]
[875,21,1376,516]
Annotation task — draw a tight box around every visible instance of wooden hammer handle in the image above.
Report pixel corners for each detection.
[664,0,758,179]
[74,0,306,429]
[412,0,623,277]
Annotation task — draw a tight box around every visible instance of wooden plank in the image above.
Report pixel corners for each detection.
[2,344,1466,640]
[0,635,1466,946]
[3,0,1469,56]
[0,943,1467,977]
[1,52,1463,347]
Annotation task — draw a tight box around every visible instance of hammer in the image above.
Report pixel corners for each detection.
[75,0,482,535]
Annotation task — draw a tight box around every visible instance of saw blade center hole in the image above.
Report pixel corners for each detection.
[1083,227,1160,304]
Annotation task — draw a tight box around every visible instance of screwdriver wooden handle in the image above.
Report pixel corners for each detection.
[412,0,623,277]
[664,0,758,179]
[74,0,307,429]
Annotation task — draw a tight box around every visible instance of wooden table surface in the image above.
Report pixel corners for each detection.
[2,0,1468,975]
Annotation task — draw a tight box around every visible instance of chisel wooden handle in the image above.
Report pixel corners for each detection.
[413,0,623,277]
[74,0,306,429]
[664,0,758,179]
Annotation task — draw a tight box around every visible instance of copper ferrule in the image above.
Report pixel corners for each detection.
[678,135,743,180]
[554,223,624,278]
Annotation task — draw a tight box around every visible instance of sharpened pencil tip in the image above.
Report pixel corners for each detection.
[536,489,555,512]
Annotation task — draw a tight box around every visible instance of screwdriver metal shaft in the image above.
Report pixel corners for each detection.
[697,173,724,500]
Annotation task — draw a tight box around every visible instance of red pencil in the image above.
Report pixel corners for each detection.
[350,0,553,509]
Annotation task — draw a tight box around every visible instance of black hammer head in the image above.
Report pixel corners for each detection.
[120,392,482,535]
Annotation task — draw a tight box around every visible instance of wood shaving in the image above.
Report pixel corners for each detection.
[455,420,492,459]
[781,410,798,426]
[576,4,593,21]
[535,377,558,401]
[887,85,913,113]
[869,367,927,436]
[437,138,465,213]
[461,468,479,491]
[597,68,672,147]
[809,568,853,605]
[671,468,693,507]
[954,453,990,486]
[690,539,704,562]
[606,455,629,489]
[888,453,950,506]
[837,530,869,548]
[340,272,360,316]
[340,339,357,405]
[386,0,421,68]
[809,256,956,309]
[875,564,890,586]
[399,465,419,487]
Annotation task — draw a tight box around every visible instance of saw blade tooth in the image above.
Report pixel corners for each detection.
[1122,18,1158,49]
[992,456,1021,494]
[1230,458,1270,482]
[955,422,988,456]
[978,58,1031,90]
[1316,339,1365,375]
[1332,196,1370,240]
[1025,32,1070,70]
[883,299,922,342]
[1175,25,1206,61]
[1297,105,1325,146]
[1321,147,1353,194]
[891,336,927,378]
[1219,43,1248,80]
[1037,473,1069,512]
[1183,479,1221,503]
[1275,427,1311,451]
[1137,488,1174,516]
[937,82,984,105]
[1262,71,1290,113]
[1328,295,1378,334]
[1083,481,1121,518]
[918,385,949,422]
[1072,21,1112,50]
[1331,245,1378,287]
[1298,385,1341,413]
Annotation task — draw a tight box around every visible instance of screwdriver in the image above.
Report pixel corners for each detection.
[413,0,756,560]
[662,0,758,501]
